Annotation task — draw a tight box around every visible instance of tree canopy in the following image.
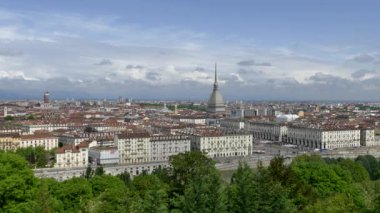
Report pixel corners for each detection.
[1,151,380,212]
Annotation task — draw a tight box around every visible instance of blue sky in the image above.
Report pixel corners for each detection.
[0,0,380,100]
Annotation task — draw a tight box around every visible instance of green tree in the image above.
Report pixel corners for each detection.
[130,174,170,213]
[227,161,256,213]
[169,151,216,193]
[356,155,380,180]
[337,158,370,182]
[291,155,351,197]
[54,177,93,212]
[34,179,56,213]
[83,166,94,179]
[95,166,105,176]
[173,169,227,213]
[304,193,358,212]
[91,187,130,213]
[116,170,131,186]
[268,156,291,184]
[0,153,38,212]
[15,147,49,168]
[90,175,125,197]
[4,115,14,121]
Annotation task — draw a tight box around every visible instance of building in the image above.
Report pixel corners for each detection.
[207,64,225,113]
[55,142,89,168]
[190,132,252,158]
[360,128,377,146]
[0,133,21,151]
[245,121,288,142]
[20,134,59,150]
[116,133,190,164]
[116,133,151,164]
[23,123,68,134]
[0,126,23,134]
[59,134,88,146]
[179,117,206,125]
[286,126,361,149]
[151,135,190,161]
[88,146,119,165]
[220,119,245,130]
[44,91,49,104]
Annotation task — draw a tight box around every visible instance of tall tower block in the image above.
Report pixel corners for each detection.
[44,91,50,104]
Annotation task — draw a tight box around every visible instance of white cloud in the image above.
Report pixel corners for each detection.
[0,9,379,100]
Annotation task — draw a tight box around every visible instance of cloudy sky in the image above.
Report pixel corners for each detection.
[1,0,380,101]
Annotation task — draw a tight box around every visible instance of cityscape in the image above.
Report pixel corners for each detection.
[1,1,380,212]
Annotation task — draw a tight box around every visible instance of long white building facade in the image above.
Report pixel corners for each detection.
[245,121,287,142]
[115,133,191,165]
[286,126,361,149]
[190,133,253,158]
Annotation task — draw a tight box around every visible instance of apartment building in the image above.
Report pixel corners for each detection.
[20,134,58,150]
[55,142,89,168]
[287,126,361,149]
[190,132,252,158]
[23,123,68,134]
[245,121,287,142]
[151,135,190,161]
[116,133,151,164]
[0,133,21,151]
[220,119,245,130]
[116,133,190,164]
[360,128,378,146]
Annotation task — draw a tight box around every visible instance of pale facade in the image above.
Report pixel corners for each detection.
[88,146,119,165]
[220,119,245,130]
[0,133,21,151]
[21,134,58,150]
[116,133,151,164]
[55,143,89,168]
[190,133,252,158]
[179,118,206,125]
[287,127,361,149]
[360,129,377,146]
[23,124,68,134]
[116,133,190,164]
[245,122,287,142]
[151,135,190,161]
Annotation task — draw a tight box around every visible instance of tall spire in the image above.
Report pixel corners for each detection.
[214,62,218,89]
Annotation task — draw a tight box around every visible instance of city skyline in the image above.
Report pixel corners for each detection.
[1,1,380,100]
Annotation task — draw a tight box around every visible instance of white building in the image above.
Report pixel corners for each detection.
[179,118,206,125]
[287,126,361,149]
[89,146,119,165]
[55,142,89,168]
[245,121,287,142]
[116,133,151,164]
[23,124,68,134]
[20,134,59,150]
[190,133,252,158]
[151,135,190,161]
[116,133,190,164]
[220,119,245,130]
[360,128,378,146]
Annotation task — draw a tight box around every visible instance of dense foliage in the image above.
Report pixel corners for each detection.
[14,147,55,168]
[2,152,380,212]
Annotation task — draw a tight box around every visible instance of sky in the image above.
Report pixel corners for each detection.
[1,0,380,101]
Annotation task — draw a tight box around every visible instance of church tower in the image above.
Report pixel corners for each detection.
[207,63,225,113]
